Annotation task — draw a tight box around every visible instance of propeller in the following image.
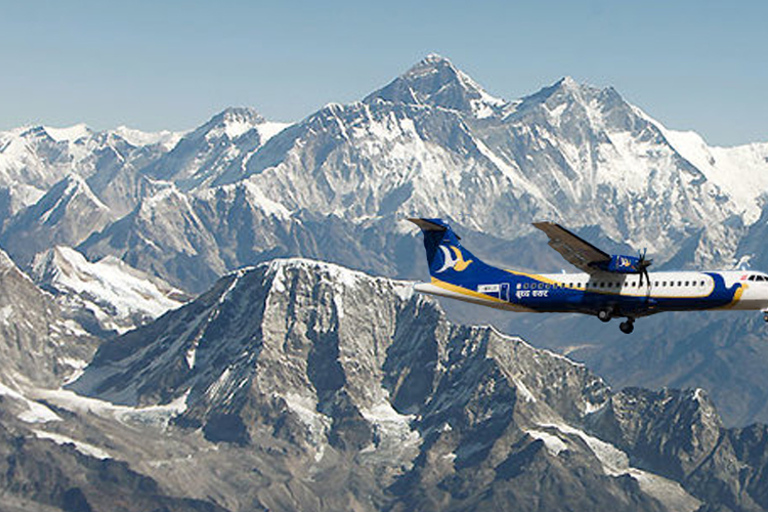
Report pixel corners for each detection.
[637,248,653,287]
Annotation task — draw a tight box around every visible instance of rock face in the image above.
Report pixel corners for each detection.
[65,259,768,512]
[0,414,227,512]
[0,247,96,388]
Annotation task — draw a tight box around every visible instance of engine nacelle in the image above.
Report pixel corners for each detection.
[596,255,644,274]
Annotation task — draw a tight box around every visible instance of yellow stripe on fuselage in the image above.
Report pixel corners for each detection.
[430,277,509,304]
[428,277,535,312]
[718,283,747,309]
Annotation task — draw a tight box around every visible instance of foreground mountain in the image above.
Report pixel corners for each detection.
[59,259,768,511]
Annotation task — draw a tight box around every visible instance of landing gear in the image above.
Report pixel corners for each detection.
[597,309,612,323]
[619,319,635,334]
[763,311,768,323]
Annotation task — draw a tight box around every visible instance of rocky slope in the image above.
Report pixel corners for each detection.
[0,247,96,389]
[62,258,768,512]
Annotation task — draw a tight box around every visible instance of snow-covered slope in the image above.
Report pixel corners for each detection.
[645,117,768,223]
[141,107,291,191]
[31,246,188,335]
[0,247,96,389]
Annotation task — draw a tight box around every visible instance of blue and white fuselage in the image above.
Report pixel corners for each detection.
[410,218,768,334]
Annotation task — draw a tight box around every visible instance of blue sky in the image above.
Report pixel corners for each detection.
[1,0,765,146]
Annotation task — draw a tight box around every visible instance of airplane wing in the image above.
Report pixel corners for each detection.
[533,222,611,274]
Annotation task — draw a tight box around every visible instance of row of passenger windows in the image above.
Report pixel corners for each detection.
[518,280,708,290]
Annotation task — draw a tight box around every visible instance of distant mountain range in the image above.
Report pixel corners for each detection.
[1,54,768,510]
[2,54,767,293]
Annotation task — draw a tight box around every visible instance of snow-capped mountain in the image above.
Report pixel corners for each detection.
[0,123,182,219]
[2,55,764,295]
[0,174,116,265]
[31,246,188,336]
[1,54,767,425]
[74,55,754,293]
[63,258,768,511]
[142,107,290,191]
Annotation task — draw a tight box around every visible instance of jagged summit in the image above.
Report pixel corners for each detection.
[516,75,604,109]
[192,106,266,140]
[365,54,507,118]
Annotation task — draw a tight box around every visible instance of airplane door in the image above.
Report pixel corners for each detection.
[501,283,510,302]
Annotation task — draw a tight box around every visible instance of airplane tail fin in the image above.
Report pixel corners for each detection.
[408,218,492,284]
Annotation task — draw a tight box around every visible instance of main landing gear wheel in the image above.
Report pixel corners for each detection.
[598,309,612,323]
[764,311,768,323]
[619,319,635,334]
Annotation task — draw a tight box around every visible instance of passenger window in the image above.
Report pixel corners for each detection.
[685,281,689,286]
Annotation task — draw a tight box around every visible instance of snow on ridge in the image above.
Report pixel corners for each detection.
[533,421,701,512]
[634,106,768,223]
[113,125,186,149]
[256,121,292,143]
[32,430,112,459]
[262,257,415,293]
[34,246,186,333]
[42,123,92,142]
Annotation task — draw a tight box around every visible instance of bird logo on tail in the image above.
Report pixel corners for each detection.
[436,245,473,273]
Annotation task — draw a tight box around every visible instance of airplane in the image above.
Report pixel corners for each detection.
[409,217,768,334]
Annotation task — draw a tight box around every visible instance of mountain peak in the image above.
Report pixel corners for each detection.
[42,123,93,142]
[404,53,457,78]
[195,107,266,140]
[364,54,506,118]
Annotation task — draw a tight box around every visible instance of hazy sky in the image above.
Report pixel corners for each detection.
[1,0,765,146]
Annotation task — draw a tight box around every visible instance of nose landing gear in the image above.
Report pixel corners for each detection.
[619,319,635,334]
[597,309,612,323]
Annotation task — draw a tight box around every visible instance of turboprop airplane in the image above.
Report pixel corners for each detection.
[409,218,768,334]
